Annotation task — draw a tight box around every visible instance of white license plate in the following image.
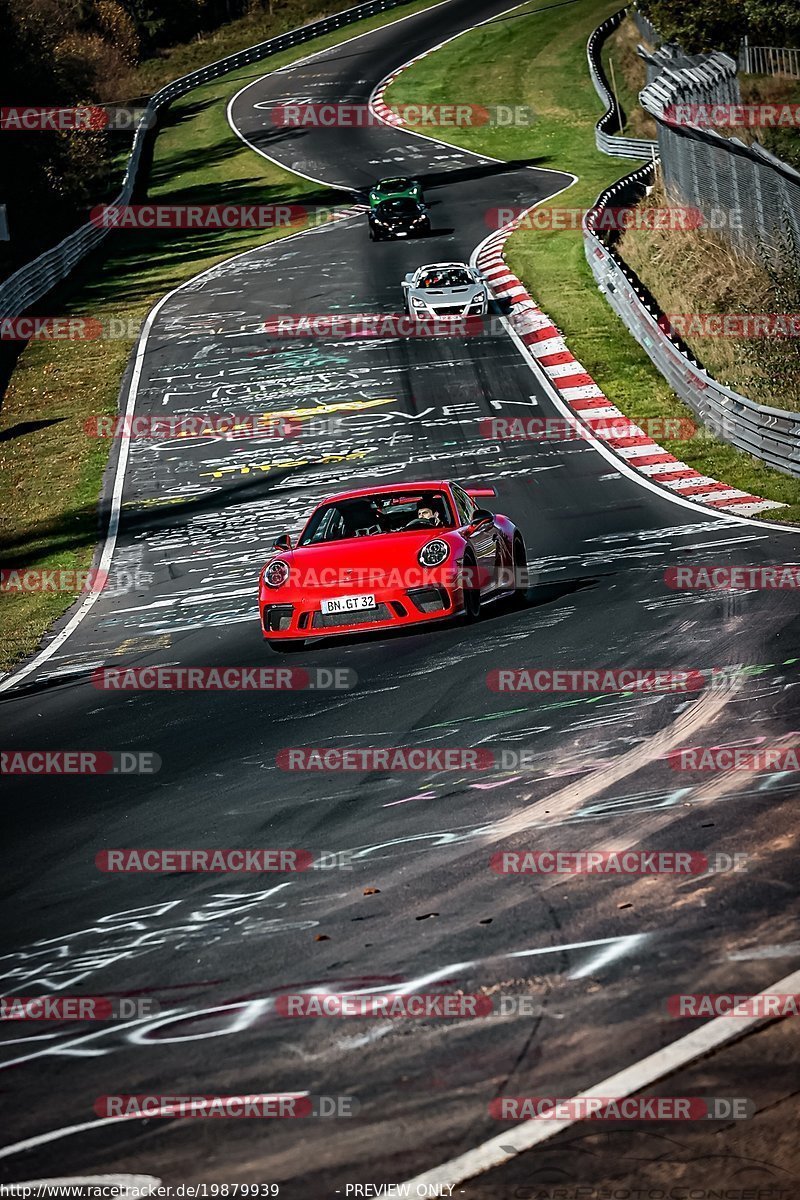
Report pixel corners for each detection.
[321,594,377,615]
[396,232,407,237]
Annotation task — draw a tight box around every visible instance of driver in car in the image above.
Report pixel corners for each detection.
[407,501,442,529]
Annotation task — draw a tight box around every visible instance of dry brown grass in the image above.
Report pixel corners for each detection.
[618,176,800,411]
[602,14,657,140]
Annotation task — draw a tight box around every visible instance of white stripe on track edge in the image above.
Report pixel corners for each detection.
[363,3,797,538]
[226,0,458,192]
[0,1095,309,1163]
[229,0,578,194]
[0,0,464,697]
[401,964,800,1190]
[0,216,359,695]
[469,225,800,536]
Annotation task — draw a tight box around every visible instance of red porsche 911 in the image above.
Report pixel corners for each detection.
[258,481,527,650]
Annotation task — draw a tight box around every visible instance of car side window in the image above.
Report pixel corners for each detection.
[451,485,474,526]
[307,506,345,544]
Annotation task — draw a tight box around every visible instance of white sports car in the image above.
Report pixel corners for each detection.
[401,262,489,318]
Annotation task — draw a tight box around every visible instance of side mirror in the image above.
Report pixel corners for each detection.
[272,532,292,551]
[467,508,493,532]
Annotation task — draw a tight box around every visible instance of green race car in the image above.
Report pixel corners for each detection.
[368,176,425,209]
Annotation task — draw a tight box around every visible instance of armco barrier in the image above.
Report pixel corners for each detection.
[583,165,800,478]
[587,8,657,160]
[0,0,413,320]
[639,43,800,260]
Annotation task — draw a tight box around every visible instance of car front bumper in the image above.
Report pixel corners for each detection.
[260,582,461,640]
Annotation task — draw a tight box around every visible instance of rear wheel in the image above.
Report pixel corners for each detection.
[462,553,481,622]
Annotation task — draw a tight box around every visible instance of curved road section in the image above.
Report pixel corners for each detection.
[2,0,799,1194]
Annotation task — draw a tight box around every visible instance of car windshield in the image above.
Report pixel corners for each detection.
[299,492,454,545]
[416,268,472,289]
[378,178,411,190]
[379,199,419,215]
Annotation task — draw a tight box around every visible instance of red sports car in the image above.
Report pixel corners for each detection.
[258,481,527,649]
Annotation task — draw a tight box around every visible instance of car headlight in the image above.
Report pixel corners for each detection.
[418,539,450,568]
[411,296,427,308]
[263,559,290,588]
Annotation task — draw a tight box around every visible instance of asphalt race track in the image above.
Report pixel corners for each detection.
[2,0,800,1195]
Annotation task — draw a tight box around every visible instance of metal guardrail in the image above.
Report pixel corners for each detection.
[582,165,800,478]
[0,0,413,320]
[638,44,800,259]
[631,7,660,48]
[587,9,658,160]
[740,39,800,78]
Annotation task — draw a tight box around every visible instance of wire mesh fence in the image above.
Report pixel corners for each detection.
[638,44,800,261]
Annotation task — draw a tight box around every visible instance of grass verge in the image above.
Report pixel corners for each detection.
[0,0,442,675]
[383,0,800,523]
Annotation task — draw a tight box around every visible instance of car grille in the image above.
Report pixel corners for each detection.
[311,603,392,629]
